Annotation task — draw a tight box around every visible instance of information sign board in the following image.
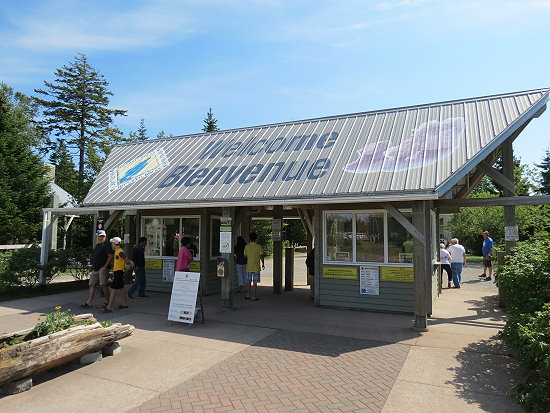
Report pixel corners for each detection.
[380,267,414,282]
[322,266,358,279]
[168,271,200,324]
[360,266,379,295]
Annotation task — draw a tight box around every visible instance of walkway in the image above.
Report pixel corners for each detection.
[0,262,523,412]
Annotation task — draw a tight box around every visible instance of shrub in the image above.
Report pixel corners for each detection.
[4,246,46,288]
[45,247,91,281]
[497,239,550,412]
[0,247,92,291]
[496,240,550,314]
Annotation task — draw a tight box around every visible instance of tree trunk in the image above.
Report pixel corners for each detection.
[0,316,134,386]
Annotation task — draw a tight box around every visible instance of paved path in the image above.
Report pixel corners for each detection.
[0,260,524,412]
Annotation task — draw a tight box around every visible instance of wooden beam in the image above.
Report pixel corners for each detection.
[383,203,426,247]
[437,195,550,208]
[297,207,313,238]
[477,161,515,193]
[104,210,124,233]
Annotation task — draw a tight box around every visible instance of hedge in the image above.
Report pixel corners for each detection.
[497,239,550,412]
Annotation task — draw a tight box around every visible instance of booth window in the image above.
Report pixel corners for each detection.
[324,210,413,265]
[142,216,200,258]
[356,212,384,263]
[326,213,353,262]
[388,212,413,263]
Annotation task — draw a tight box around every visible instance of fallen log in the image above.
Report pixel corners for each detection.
[0,317,134,387]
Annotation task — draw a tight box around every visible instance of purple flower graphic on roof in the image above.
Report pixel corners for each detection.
[344,117,466,173]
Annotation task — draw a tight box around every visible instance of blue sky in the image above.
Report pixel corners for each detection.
[1,0,549,168]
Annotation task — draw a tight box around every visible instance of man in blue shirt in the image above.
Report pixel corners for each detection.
[480,231,494,281]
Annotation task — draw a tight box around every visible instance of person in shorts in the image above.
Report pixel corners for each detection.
[244,232,265,301]
[80,230,113,308]
[480,231,494,281]
[103,237,130,312]
[127,237,148,299]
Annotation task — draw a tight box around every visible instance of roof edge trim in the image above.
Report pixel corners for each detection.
[435,90,549,197]
[77,192,438,212]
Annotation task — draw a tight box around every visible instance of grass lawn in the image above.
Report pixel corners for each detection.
[0,280,89,302]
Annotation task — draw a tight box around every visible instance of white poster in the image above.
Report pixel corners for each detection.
[505,226,519,241]
[220,231,232,253]
[162,260,175,282]
[360,266,379,295]
[168,271,200,324]
[272,219,282,241]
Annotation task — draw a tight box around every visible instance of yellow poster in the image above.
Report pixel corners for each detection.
[322,266,358,279]
[380,267,414,282]
[189,261,200,272]
[145,259,163,270]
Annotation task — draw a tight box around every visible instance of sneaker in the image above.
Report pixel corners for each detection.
[484,277,492,281]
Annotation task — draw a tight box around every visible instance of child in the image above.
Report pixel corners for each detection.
[103,237,131,312]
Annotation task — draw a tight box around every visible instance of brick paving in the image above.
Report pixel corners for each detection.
[130,330,410,413]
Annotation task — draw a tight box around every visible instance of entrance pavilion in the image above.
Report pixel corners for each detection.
[40,88,550,330]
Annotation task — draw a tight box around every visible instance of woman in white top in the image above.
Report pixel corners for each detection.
[447,238,466,288]
[440,243,452,288]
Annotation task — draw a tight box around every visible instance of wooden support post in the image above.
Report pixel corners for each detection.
[285,247,294,291]
[412,201,431,331]
[200,209,209,295]
[221,207,235,309]
[502,139,517,254]
[38,210,52,285]
[272,206,283,294]
[50,194,59,250]
[313,205,321,304]
[501,139,516,307]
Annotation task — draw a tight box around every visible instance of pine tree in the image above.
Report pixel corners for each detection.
[129,118,148,142]
[0,83,50,243]
[49,139,79,197]
[202,107,219,132]
[536,149,550,195]
[34,53,127,182]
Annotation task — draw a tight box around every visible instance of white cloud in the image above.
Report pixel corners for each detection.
[10,1,195,51]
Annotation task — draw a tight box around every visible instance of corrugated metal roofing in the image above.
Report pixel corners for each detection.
[84,88,549,208]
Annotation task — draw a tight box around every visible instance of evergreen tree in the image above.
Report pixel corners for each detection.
[473,156,534,196]
[536,149,550,194]
[34,53,127,183]
[0,83,50,243]
[156,130,173,139]
[129,118,148,142]
[49,139,79,197]
[202,107,219,132]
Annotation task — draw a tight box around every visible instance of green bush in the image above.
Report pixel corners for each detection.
[497,239,550,412]
[0,247,92,292]
[2,246,45,288]
[496,240,550,314]
[45,247,91,281]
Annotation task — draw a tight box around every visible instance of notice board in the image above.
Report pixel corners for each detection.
[167,271,200,324]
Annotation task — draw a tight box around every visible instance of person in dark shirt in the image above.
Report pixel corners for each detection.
[305,248,315,299]
[234,236,247,292]
[80,230,114,308]
[127,237,148,299]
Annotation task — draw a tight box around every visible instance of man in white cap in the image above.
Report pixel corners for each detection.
[80,230,113,308]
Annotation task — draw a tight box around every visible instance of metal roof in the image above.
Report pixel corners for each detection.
[84,88,549,208]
